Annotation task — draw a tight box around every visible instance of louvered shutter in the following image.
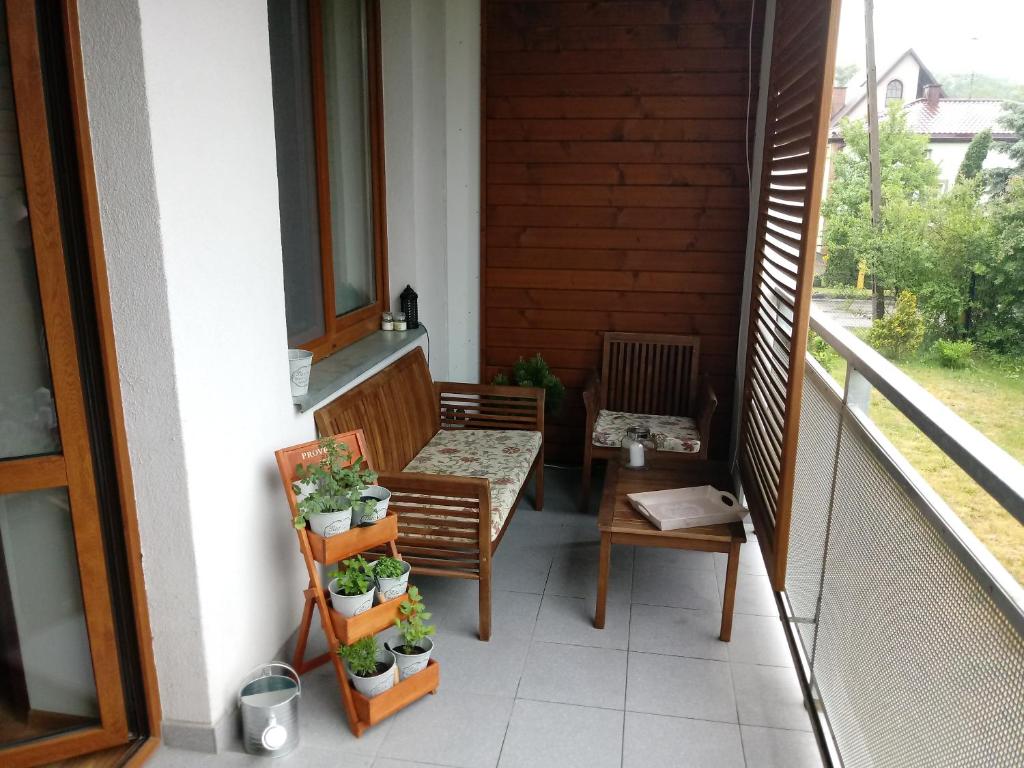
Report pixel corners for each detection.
[738,0,841,590]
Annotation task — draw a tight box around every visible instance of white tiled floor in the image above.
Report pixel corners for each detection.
[147,467,823,768]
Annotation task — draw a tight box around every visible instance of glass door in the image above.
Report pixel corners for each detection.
[0,1,130,764]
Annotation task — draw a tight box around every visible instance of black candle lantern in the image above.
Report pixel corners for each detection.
[400,285,419,329]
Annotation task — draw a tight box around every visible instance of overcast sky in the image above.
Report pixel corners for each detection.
[835,0,1024,83]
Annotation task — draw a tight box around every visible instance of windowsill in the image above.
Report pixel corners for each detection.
[293,327,426,413]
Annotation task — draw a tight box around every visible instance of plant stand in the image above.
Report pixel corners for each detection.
[275,430,440,737]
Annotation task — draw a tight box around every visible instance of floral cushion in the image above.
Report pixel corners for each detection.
[592,410,701,454]
[404,429,542,539]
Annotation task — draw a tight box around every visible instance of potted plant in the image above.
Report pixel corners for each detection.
[337,636,397,698]
[370,555,410,601]
[492,353,565,413]
[327,556,375,617]
[358,484,391,524]
[292,437,384,533]
[388,586,435,680]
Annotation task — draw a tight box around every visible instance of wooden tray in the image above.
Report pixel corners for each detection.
[304,514,398,563]
[329,590,411,646]
[351,659,440,725]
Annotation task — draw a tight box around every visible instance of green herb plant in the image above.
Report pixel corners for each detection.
[394,586,435,654]
[292,436,378,529]
[373,556,405,580]
[491,353,565,413]
[337,636,380,678]
[328,555,374,597]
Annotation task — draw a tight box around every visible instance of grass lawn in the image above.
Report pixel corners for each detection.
[819,349,1024,585]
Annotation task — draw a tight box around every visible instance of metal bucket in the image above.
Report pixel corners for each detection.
[238,662,301,758]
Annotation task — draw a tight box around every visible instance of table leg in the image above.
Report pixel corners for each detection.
[719,540,741,642]
[594,533,611,629]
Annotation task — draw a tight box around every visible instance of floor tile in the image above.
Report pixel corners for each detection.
[726,614,792,667]
[623,711,744,768]
[374,760,448,768]
[498,699,623,768]
[717,570,778,616]
[714,541,768,577]
[293,668,395,755]
[492,543,555,594]
[427,582,542,640]
[545,543,633,601]
[533,593,630,650]
[628,604,729,661]
[631,561,720,611]
[517,640,627,709]
[732,663,813,731]
[429,631,531,697]
[377,690,514,768]
[741,725,825,767]
[626,651,736,723]
[640,546,716,571]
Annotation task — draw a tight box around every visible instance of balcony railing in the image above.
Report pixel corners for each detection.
[784,308,1024,767]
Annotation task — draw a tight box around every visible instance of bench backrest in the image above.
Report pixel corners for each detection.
[600,332,701,417]
[314,348,437,472]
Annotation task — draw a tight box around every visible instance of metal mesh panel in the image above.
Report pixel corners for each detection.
[813,412,1024,768]
[788,361,842,658]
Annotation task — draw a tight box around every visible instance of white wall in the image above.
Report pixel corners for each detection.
[77,0,474,739]
[842,53,922,122]
[381,0,480,382]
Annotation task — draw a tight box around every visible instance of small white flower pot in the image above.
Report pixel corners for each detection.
[345,649,398,698]
[357,486,391,524]
[389,636,433,680]
[371,559,411,602]
[328,578,374,618]
[306,506,352,538]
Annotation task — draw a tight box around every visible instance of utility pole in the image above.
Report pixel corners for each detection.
[864,0,885,319]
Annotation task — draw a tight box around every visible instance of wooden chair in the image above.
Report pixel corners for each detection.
[314,348,544,641]
[581,332,717,511]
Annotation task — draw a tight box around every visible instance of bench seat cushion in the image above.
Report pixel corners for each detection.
[592,409,701,454]
[404,429,542,540]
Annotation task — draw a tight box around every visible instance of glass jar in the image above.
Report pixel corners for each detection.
[393,312,407,331]
[621,426,652,470]
[381,311,394,331]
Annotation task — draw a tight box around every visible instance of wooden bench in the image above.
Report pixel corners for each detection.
[314,347,544,640]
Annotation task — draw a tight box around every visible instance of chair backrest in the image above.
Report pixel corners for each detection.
[600,332,700,416]
[314,348,437,472]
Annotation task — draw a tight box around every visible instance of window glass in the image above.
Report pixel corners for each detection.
[886,79,903,100]
[268,0,326,345]
[322,0,375,317]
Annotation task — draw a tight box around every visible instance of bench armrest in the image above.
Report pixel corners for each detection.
[376,471,492,558]
[695,378,718,460]
[434,381,545,435]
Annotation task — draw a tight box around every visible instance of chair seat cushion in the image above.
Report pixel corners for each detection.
[592,410,701,454]
[404,429,542,540]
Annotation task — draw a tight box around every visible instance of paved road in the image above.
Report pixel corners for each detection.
[811,294,892,329]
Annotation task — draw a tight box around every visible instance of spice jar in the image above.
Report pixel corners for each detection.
[381,311,394,331]
[621,426,653,470]
[393,312,407,331]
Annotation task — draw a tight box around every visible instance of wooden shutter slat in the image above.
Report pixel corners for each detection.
[738,0,840,590]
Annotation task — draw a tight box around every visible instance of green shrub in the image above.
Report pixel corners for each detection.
[867,291,925,359]
[807,331,840,370]
[932,339,975,369]
[492,354,565,413]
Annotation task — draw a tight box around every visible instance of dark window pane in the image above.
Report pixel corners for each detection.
[268,0,325,346]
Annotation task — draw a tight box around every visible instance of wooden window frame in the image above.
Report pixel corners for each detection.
[297,0,389,360]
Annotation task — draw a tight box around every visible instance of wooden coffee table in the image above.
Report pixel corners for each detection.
[595,458,747,641]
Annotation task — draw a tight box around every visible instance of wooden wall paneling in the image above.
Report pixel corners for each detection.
[481,0,764,462]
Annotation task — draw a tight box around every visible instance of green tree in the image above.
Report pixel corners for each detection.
[957,129,992,182]
[834,63,859,87]
[920,177,995,336]
[988,103,1024,195]
[974,177,1024,351]
[822,109,942,290]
